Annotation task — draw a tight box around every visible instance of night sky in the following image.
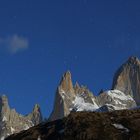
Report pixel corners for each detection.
[0,0,140,117]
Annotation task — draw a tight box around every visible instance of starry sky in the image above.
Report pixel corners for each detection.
[0,0,140,118]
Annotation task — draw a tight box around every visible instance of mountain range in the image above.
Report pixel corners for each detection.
[50,56,139,121]
[0,96,42,140]
[1,56,140,140]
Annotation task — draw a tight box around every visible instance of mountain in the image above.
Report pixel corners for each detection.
[0,95,42,140]
[2,56,140,139]
[112,56,140,105]
[50,70,136,121]
[49,71,76,121]
[72,89,136,112]
[49,71,99,121]
[6,109,140,140]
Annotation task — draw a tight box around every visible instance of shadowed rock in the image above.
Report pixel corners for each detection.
[112,56,140,105]
[6,109,140,140]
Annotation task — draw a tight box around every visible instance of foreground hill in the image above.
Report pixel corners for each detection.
[6,109,140,140]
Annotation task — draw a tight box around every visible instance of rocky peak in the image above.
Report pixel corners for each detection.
[27,104,42,125]
[59,71,74,93]
[0,95,8,104]
[0,95,9,112]
[33,104,41,113]
[74,82,80,89]
[50,71,75,121]
[0,95,42,139]
[127,56,140,65]
[74,82,81,93]
[112,56,140,105]
[50,71,98,121]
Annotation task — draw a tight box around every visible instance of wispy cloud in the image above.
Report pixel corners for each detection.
[0,34,29,54]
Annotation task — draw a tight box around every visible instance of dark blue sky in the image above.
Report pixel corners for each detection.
[0,0,140,117]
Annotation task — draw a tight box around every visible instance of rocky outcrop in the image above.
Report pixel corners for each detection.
[6,109,140,140]
[112,56,140,105]
[0,95,42,139]
[27,104,42,125]
[74,83,98,105]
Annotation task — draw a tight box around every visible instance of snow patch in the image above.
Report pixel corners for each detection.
[72,96,99,112]
[11,127,15,134]
[37,136,41,140]
[112,123,129,132]
[105,90,133,101]
[2,116,7,122]
[24,124,30,130]
[0,136,5,140]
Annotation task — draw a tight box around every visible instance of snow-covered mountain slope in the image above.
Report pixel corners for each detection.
[0,95,42,140]
[97,90,136,111]
[71,96,99,112]
[71,90,136,112]
[50,71,137,121]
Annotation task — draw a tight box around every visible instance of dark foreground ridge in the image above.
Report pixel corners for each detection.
[6,109,140,140]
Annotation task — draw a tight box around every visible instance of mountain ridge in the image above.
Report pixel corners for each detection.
[1,56,140,139]
[0,95,42,140]
[6,109,140,140]
[50,57,139,120]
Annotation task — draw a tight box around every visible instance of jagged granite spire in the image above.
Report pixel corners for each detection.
[112,56,140,105]
[0,95,10,114]
[27,104,42,125]
[0,95,42,139]
[49,71,98,121]
[49,71,75,121]
[59,70,74,93]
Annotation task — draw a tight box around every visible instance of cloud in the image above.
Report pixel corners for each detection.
[0,34,29,54]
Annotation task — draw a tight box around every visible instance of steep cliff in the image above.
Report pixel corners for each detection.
[112,56,140,105]
[0,95,42,139]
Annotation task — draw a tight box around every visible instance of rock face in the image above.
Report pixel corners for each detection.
[112,56,140,105]
[6,109,140,140]
[0,95,42,139]
[49,71,75,121]
[49,71,98,121]
[50,71,136,121]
